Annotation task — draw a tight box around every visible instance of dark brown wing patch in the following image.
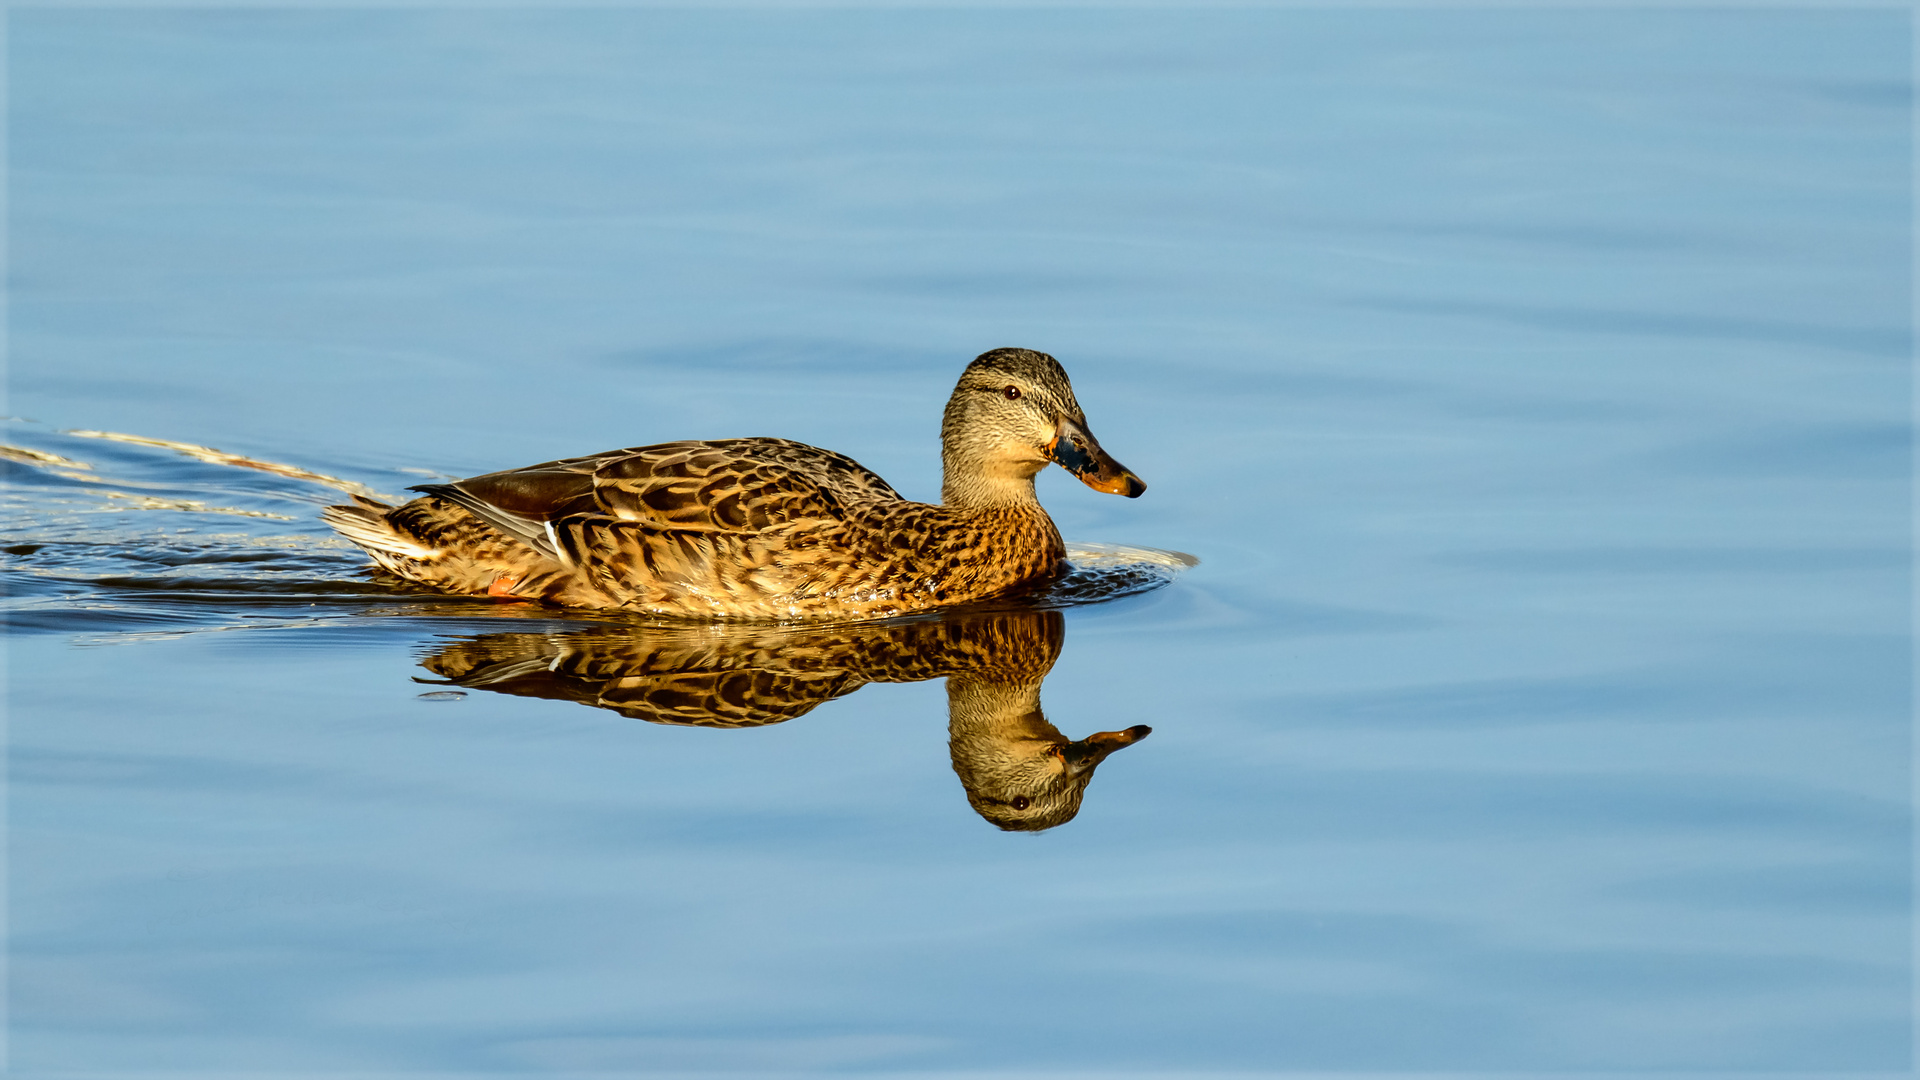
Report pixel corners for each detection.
[435,457,605,521]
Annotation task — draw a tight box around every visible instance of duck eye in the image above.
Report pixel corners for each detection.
[1002,385,1022,401]
[1011,796,1031,810]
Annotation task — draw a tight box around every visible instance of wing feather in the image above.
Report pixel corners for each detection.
[407,439,901,574]
[587,439,897,533]
[407,482,561,559]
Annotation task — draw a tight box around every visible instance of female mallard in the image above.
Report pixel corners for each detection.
[324,347,1145,620]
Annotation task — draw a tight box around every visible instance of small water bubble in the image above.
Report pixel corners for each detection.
[416,690,467,702]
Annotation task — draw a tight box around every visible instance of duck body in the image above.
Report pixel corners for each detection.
[336,438,1069,619]
[325,348,1145,621]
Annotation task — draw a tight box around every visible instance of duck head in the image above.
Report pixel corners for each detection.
[941,348,1146,508]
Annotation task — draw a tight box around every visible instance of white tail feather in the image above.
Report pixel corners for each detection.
[322,504,439,560]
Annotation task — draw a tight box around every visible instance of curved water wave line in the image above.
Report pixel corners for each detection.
[0,445,94,471]
[64,429,390,499]
[96,492,298,520]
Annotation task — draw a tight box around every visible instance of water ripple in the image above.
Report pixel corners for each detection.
[3,421,1189,640]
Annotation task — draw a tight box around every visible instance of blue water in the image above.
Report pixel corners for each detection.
[6,9,1910,1075]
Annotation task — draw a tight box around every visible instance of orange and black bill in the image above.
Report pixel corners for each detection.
[1047,416,1147,498]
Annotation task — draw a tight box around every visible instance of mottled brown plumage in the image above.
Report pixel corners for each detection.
[324,348,1145,620]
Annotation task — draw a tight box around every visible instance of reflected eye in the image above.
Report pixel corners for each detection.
[1003,385,1022,401]
[1011,796,1031,810]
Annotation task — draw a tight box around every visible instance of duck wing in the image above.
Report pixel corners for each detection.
[408,449,614,558]
[410,438,902,559]
[587,438,900,532]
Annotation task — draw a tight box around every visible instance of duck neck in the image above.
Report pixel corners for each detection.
[941,473,1041,510]
[940,448,1047,510]
[947,675,1055,752]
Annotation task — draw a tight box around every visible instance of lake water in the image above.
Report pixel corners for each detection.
[5,8,1911,1076]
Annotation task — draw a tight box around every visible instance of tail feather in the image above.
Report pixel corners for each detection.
[323,498,439,561]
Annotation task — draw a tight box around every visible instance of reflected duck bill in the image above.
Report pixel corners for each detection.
[1058,724,1153,776]
[1047,416,1146,498]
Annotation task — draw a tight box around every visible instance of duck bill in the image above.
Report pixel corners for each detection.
[1046,416,1147,498]
[1058,725,1152,777]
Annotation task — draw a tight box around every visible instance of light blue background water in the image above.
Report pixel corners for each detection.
[5,8,1911,1076]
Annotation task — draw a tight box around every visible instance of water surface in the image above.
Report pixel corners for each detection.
[6,8,1910,1076]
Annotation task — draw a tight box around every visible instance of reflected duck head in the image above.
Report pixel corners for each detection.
[940,348,1146,508]
[946,668,1152,832]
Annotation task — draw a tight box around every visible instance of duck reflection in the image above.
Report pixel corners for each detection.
[420,608,1149,831]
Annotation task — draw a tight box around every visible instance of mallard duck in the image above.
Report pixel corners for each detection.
[325,347,1146,620]
[422,608,1151,831]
